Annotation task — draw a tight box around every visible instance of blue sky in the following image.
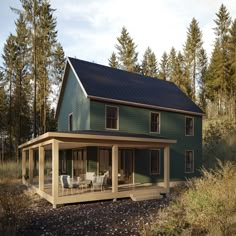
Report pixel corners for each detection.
[1,0,236,67]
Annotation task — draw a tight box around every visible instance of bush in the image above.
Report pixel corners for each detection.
[183,161,236,235]
[141,161,236,236]
[203,119,236,168]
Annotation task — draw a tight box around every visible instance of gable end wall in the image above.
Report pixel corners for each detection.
[57,68,90,131]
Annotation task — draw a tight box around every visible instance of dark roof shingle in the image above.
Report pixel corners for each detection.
[68,57,204,115]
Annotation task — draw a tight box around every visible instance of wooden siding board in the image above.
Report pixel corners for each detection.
[90,100,202,181]
[57,68,90,131]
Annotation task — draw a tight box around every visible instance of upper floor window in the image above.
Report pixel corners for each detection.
[150,112,160,133]
[185,150,194,173]
[68,113,73,131]
[150,149,160,174]
[106,106,119,130]
[185,117,194,136]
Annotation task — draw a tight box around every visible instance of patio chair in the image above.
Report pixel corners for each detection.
[60,175,78,194]
[92,173,108,191]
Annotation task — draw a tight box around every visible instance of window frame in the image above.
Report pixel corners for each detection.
[68,112,73,131]
[185,116,194,136]
[185,150,194,173]
[150,149,161,175]
[105,105,119,130]
[150,112,160,134]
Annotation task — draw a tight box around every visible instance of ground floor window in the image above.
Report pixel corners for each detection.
[150,149,160,174]
[185,150,194,173]
[73,149,87,176]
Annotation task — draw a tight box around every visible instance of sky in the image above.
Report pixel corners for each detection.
[1,0,236,67]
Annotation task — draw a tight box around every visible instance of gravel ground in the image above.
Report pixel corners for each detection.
[16,196,169,236]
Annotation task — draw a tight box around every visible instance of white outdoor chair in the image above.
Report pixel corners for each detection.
[60,175,78,194]
[92,173,108,191]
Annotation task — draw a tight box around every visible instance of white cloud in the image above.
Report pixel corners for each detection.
[1,0,236,67]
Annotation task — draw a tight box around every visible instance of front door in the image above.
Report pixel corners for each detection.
[118,149,134,184]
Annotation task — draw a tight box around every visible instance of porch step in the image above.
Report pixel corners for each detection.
[130,191,162,201]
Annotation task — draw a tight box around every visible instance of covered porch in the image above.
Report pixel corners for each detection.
[19,131,176,208]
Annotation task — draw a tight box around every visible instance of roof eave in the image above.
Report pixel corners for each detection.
[88,95,205,116]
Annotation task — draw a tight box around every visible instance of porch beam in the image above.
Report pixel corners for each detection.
[164,145,170,192]
[39,146,45,191]
[29,149,34,184]
[112,145,118,193]
[22,150,26,184]
[52,139,59,208]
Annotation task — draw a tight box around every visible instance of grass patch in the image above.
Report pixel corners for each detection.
[0,161,21,179]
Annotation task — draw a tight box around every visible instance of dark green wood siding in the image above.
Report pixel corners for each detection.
[57,68,90,131]
[90,100,202,181]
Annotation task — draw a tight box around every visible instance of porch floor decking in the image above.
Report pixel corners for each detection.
[30,180,166,205]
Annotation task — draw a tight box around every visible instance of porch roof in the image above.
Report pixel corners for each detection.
[19,131,176,150]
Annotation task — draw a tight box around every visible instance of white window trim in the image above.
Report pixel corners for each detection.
[68,112,73,131]
[150,112,161,134]
[185,150,194,173]
[105,105,119,130]
[185,116,194,136]
[150,149,161,175]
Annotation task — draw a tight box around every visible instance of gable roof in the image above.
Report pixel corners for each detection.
[56,57,204,117]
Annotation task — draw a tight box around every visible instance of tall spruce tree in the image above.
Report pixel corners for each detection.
[158,51,169,80]
[115,27,138,72]
[108,52,119,68]
[184,18,203,101]
[141,47,158,78]
[228,19,236,118]
[213,4,231,115]
[198,48,208,111]
[18,0,65,135]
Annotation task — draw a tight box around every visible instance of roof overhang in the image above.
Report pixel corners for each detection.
[88,95,205,116]
[19,132,177,150]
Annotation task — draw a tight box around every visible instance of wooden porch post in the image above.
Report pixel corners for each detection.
[22,150,26,184]
[39,146,45,191]
[29,149,34,184]
[52,139,59,208]
[112,145,118,193]
[164,145,170,192]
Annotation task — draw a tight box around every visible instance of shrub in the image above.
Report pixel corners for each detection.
[183,161,236,235]
[141,161,236,236]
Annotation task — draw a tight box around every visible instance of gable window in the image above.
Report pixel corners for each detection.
[150,149,160,174]
[185,150,194,173]
[68,113,73,131]
[106,106,119,130]
[185,117,194,136]
[150,112,160,133]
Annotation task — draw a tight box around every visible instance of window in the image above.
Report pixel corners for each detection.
[185,117,194,136]
[150,150,160,174]
[68,113,73,131]
[185,150,194,173]
[61,153,67,173]
[150,112,160,133]
[106,106,119,129]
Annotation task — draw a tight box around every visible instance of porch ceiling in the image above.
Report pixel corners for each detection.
[19,131,177,150]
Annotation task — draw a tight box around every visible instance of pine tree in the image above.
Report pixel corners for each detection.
[198,48,208,111]
[115,27,138,72]
[228,19,236,118]
[184,18,203,101]
[213,4,231,115]
[108,52,119,68]
[158,52,169,80]
[18,0,64,135]
[141,47,158,78]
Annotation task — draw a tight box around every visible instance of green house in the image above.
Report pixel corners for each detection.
[19,57,204,207]
[56,57,203,184]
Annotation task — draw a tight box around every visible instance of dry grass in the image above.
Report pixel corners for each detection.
[0,161,21,179]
